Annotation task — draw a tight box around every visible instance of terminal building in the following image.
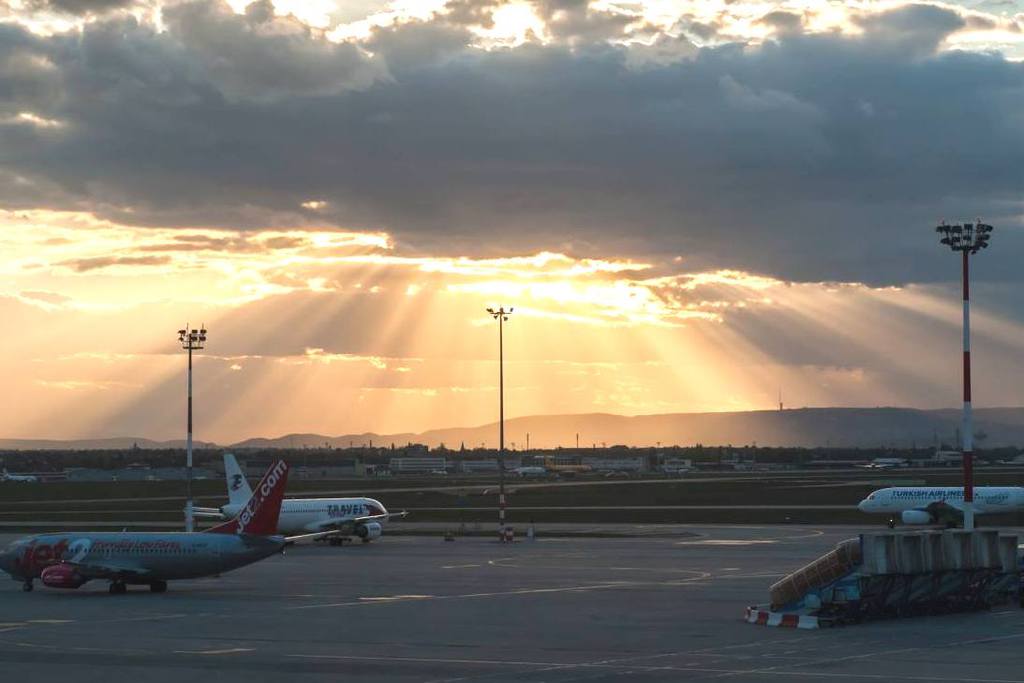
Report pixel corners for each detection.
[582,456,645,472]
[389,457,447,474]
[66,466,216,482]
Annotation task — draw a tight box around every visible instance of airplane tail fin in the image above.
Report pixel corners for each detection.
[224,453,253,507]
[206,460,289,536]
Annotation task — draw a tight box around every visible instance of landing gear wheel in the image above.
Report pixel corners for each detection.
[887,519,896,529]
[361,538,372,544]
[329,537,344,547]
[22,580,33,592]
[149,580,167,594]
[109,581,127,595]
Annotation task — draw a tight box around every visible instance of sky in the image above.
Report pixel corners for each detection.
[1,0,1024,444]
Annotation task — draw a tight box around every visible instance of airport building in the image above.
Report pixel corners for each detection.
[459,459,499,473]
[582,456,645,472]
[389,457,447,474]
[66,466,216,482]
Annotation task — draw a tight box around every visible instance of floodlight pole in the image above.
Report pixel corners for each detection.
[487,306,513,541]
[179,324,207,533]
[936,221,992,531]
[961,248,974,531]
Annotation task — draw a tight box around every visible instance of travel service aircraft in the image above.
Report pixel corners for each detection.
[193,454,404,544]
[858,485,1024,527]
[0,460,332,593]
[2,468,38,482]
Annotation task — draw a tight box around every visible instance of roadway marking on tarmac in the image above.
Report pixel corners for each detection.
[676,527,827,546]
[288,570,712,611]
[677,539,778,546]
[26,619,73,624]
[359,595,433,602]
[173,648,255,655]
[487,556,712,575]
[422,637,802,683]
[699,630,1024,682]
[289,653,564,667]
[442,564,482,569]
[719,572,787,579]
[289,583,635,610]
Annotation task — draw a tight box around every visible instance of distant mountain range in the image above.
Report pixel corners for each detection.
[4,407,1024,451]
[0,437,218,451]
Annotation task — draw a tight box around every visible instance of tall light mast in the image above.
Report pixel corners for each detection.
[486,306,512,541]
[178,324,207,533]
[936,221,992,531]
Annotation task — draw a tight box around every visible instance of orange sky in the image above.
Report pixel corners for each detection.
[2,209,1022,443]
[4,1,1024,442]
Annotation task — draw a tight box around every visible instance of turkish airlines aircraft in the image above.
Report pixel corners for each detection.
[0,460,334,593]
[2,468,38,482]
[858,486,1024,527]
[193,454,405,544]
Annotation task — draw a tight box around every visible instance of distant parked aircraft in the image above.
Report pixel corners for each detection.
[1,468,38,483]
[858,486,1024,527]
[512,466,548,478]
[858,458,910,470]
[0,460,337,594]
[193,454,405,544]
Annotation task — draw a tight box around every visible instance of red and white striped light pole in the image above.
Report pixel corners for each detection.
[178,324,207,533]
[486,306,512,541]
[936,221,992,531]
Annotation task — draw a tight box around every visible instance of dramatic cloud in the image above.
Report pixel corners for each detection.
[2,1,1024,440]
[24,0,136,15]
[0,1,1021,286]
[161,0,386,101]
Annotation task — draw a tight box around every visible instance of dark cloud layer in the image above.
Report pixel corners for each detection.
[1,1,1022,285]
[24,0,134,15]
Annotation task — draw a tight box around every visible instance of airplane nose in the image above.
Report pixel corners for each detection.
[857,499,868,512]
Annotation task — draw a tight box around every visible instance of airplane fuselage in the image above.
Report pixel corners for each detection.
[217,498,387,535]
[858,486,1024,516]
[0,532,284,583]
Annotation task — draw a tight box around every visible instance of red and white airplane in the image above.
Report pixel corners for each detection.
[0,460,335,594]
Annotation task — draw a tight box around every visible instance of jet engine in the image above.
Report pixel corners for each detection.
[901,510,933,525]
[355,522,382,542]
[40,563,88,589]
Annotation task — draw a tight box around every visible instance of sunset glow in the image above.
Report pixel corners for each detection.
[2,0,1023,444]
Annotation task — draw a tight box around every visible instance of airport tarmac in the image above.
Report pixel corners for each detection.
[1,525,1023,682]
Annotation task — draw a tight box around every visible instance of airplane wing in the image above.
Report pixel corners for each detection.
[284,530,345,545]
[924,500,964,524]
[302,511,409,534]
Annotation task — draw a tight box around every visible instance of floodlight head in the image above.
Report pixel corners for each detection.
[937,221,994,254]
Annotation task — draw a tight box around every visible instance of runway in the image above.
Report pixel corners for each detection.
[1,525,1023,682]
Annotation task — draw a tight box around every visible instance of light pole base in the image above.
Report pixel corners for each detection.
[962,507,975,531]
[185,500,194,533]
